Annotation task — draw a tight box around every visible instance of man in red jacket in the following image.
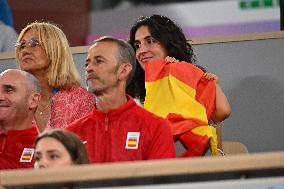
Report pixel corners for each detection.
[0,69,41,169]
[66,37,176,163]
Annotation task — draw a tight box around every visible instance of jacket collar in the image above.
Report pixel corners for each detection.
[91,96,136,121]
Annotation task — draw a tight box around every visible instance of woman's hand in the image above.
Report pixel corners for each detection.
[203,72,219,83]
[165,56,179,63]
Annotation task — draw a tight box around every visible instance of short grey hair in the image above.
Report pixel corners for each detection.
[93,36,136,85]
[24,71,41,93]
[1,69,41,93]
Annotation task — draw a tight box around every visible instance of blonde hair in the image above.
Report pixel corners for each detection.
[15,22,81,89]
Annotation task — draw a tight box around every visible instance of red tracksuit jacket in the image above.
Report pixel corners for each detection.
[66,98,176,163]
[0,127,38,170]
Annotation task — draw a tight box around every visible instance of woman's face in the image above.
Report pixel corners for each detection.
[34,137,74,169]
[17,29,50,75]
[134,25,167,70]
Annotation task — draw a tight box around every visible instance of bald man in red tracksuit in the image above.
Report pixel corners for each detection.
[0,69,41,170]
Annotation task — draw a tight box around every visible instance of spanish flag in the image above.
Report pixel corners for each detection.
[127,138,138,147]
[144,60,218,156]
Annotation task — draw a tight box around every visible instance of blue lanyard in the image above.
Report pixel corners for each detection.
[52,88,59,96]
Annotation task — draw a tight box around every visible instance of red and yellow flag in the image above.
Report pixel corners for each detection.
[144,60,217,156]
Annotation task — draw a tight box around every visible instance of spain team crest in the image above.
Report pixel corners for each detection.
[20,148,35,162]
[125,132,140,149]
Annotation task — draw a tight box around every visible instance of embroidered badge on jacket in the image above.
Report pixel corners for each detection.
[20,148,35,162]
[125,132,140,149]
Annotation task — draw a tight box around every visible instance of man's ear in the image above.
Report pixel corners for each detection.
[117,63,132,82]
[28,93,41,110]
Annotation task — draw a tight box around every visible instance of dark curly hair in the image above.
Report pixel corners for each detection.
[127,15,202,102]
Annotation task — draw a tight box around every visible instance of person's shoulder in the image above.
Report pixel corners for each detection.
[134,104,166,124]
[55,86,95,101]
[58,86,87,94]
[6,127,39,142]
[131,106,171,137]
[0,23,17,37]
[65,112,92,131]
[0,22,18,52]
[120,98,167,126]
[0,22,13,31]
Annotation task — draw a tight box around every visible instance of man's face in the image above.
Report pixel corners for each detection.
[0,71,30,124]
[85,41,121,96]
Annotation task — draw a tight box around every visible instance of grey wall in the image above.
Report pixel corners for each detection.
[1,37,283,153]
[88,1,279,42]
[193,38,284,153]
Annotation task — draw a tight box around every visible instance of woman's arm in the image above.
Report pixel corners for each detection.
[203,73,231,122]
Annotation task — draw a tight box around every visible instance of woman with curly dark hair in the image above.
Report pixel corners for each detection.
[128,15,231,156]
[128,15,197,102]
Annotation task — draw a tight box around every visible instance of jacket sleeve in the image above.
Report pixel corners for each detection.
[146,118,176,159]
